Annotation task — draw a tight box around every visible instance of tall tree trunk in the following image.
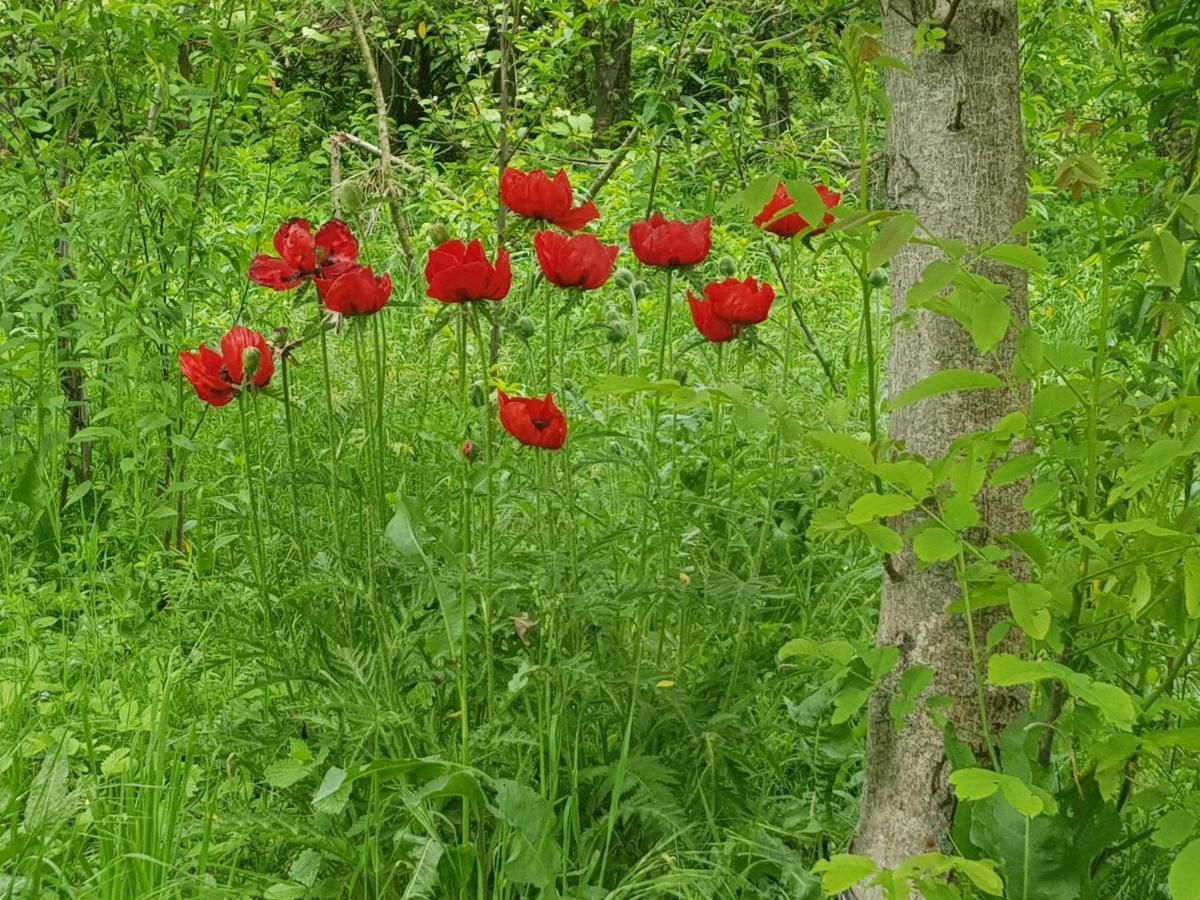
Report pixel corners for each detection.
[852,0,1029,883]
[590,4,634,147]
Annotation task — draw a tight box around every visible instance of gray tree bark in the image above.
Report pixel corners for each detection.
[852,0,1029,887]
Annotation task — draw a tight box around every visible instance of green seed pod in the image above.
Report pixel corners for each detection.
[807,463,825,484]
[613,267,634,288]
[513,316,535,340]
[340,181,366,215]
[470,381,486,407]
[241,346,261,381]
[428,222,452,245]
[606,320,628,343]
[868,268,888,289]
[631,279,649,299]
[563,377,577,394]
[672,367,688,386]
[605,307,622,323]
[717,255,737,277]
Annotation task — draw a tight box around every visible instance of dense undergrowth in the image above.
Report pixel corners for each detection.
[3,1,1200,898]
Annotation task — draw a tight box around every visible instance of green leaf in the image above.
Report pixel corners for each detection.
[890,369,1003,411]
[906,259,959,307]
[1151,809,1197,849]
[889,664,935,730]
[857,521,904,554]
[1008,583,1052,639]
[992,453,1035,487]
[1184,550,1200,618]
[949,768,1055,817]
[982,243,1047,273]
[913,527,959,563]
[1148,229,1184,290]
[289,849,322,887]
[831,686,870,725]
[809,432,874,470]
[847,492,917,525]
[493,779,560,889]
[312,766,352,815]
[386,498,423,558]
[812,854,877,893]
[867,213,917,269]
[24,745,76,835]
[265,758,312,789]
[1170,840,1200,900]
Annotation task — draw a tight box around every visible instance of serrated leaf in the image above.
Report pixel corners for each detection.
[809,432,874,469]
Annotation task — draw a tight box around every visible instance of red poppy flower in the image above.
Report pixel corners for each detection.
[706,276,776,326]
[753,183,841,238]
[686,292,740,343]
[497,391,567,450]
[534,231,620,290]
[248,219,360,290]
[315,264,392,316]
[179,325,275,407]
[628,213,713,268]
[425,239,512,303]
[500,168,599,232]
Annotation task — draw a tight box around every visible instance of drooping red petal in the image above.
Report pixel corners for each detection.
[248,255,304,291]
[179,345,236,407]
[708,276,775,326]
[317,264,392,316]
[549,199,599,232]
[273,218,317,272]
[687,292,739,343]
[314,219,360,268]
[220,325,274,389]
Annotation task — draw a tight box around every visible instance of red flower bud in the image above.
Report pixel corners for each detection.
[753,183,840,238]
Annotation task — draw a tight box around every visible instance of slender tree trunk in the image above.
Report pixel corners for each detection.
[852,0,1029,884]
[590,4,634,148]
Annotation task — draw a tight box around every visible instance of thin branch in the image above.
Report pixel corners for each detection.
[344,0,415,268]
[334,131,465,204]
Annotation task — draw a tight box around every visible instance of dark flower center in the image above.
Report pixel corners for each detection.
[531,417,551,431]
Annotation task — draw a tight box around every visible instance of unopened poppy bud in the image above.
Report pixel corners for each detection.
[717,255,737,277]
[605,307,622,323]
[613,267,634,288]
[868,268,888,289]
[241,346,261,381]
[470,381,486,407]
[428,222,451,245]
[630,279,649,299]
[513,316,535,340]
[462,440,477,461]
[606,320,628,343]
[672,367,688,385]
[807,464,825,483]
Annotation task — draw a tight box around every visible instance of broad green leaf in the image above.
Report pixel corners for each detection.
[812,854,877,893]
[809,432,874,469]
[1151,809,1197,849]
[890,369,1003,411]
[24,745,76,835]
[875,459,933,498]
[312,766,351,815]
[906,259,959,307]
[1184,550,1200,618]
[1008,583,1052,639]
[949,768,1056,817]
[831,686,870,724]
[888,664,935,730]
[1170,840,1200,900]
[982,243,1047,273]
[847,492,917,524]
[992,452,1035,486]
[858,521,904,554]
[913,527,959,563]
[1148,229,1184,290]
[867,213,917,269]
[265,758,312,788]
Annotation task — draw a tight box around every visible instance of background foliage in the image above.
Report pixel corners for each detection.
[1,0,1199,897]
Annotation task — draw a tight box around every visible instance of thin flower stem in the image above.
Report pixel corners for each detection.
[352,321,382,512]
[279,352,308,564]
[468,306,496,713]
[456,308,473,840]
[318,324,344,558]
[373,313,388,503]
[236,393,267,596]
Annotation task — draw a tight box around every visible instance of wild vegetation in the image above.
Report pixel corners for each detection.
[1,1,1199,897]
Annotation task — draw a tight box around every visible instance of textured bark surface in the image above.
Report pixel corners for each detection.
[590,7,634,147]
[852,0,1030,885]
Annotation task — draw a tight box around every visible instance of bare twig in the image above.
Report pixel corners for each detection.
[334,131,465,204]
[344,0,416,267]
